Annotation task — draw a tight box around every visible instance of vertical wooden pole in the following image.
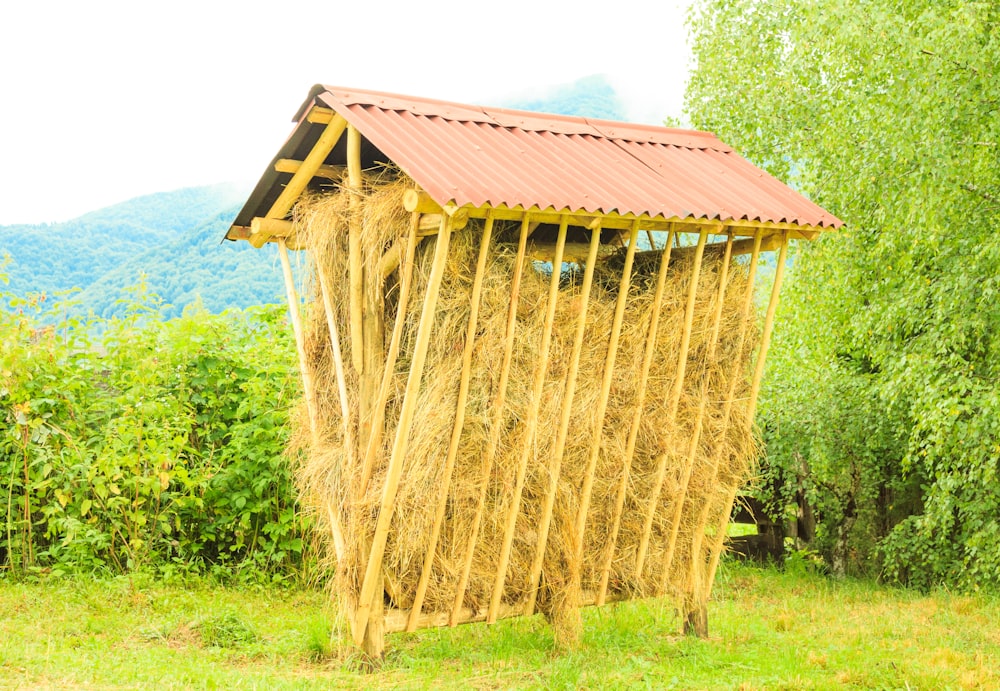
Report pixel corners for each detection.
[635,228,709,579]
[352,216,454,651]
[564,220,640,603]
[317,263,354,468]
[523,219,607,616]
[407,213,495,631]
[660,233,734,595]
[703,231,789,600]
[278,239,346,561]
[450,214,531,625]
[597,228,676,605]
[688,231,762,598]
[487,217,572,624]
[346,125,365,377]
[358,213,419,494]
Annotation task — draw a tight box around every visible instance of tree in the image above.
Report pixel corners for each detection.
[686,0,1000,587]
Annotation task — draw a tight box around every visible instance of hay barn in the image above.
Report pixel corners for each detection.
[224,85,842,659]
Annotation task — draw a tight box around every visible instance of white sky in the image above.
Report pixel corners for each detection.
[0,0,693,225]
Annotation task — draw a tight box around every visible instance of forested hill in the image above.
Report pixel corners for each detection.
[0,183,289,319]
[1,75,628,319]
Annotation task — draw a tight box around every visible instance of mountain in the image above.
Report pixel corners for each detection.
[1,77,631,319]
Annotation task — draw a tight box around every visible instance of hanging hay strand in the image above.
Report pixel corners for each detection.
[289,173,760,646]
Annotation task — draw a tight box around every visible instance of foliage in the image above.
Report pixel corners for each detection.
[687,0,1000,587]
[0,183,286,320]
[504,74,628,120]
[0,275,308,581]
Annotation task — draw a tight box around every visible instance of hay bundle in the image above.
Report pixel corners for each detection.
[291,174,759,641]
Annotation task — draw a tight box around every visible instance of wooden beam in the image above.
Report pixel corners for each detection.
[418,211,469,234]
[274,158,344,180]
[527,241,620,265]
[347,124,364,377]
[353,216,454,647]
[450,213,532,626]
[597,227,677,605]
[635,227,710,579]
[305,106,335,124]
[407,211,496,632]
[403,189,443,214]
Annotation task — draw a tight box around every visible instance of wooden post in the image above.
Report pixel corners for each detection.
[702,231,789,600]
[352,216,454,655]
[660,233,734,596]
[450,214,531,625]
[487,217,572,624]
[688,231,762,605]
[406,212,495,631]
[347,125,365,377]
[597,227,676,605]
[562,220,640,608]
[524,218,608,616]
[635,228,709,579]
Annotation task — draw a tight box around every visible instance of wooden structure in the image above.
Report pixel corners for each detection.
[225,85,841,658]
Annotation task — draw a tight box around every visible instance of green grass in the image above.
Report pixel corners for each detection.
[1,563,997,689]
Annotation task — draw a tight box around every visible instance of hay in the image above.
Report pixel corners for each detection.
[290,173,759,642]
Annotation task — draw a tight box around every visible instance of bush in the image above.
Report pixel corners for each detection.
[0,277,310,581]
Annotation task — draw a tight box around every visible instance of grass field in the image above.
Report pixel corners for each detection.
[1,561,997,690]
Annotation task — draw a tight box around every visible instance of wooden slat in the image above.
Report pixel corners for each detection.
[523,218,601,616]
[406,212,496,632]
[450,214,532,625]
[597,228,677,605]
[659,233,735,594]
[353,216,454,647]
[634,228,710,578]
[277,239,345,561]
[487,216,571,624]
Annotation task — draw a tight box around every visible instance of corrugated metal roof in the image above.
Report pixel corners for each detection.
[228,85,842,236]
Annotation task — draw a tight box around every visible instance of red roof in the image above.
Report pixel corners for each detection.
[228,85,842,235]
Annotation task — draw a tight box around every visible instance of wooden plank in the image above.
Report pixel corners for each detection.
[358,213,420,495]
[597,228,677,605]
[406,212,496,632]
[635,228,710,578]
[274,158,344,180]
[450,214,532,625]
[277,239,345,561]
[523,218,602,616]
[659,234,734,594]
[353,215,454,647]
[487,216,572,624]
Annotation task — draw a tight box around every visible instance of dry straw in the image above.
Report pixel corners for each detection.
[289,173,759,647]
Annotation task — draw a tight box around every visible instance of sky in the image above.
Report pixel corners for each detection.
[0,0,694,226]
